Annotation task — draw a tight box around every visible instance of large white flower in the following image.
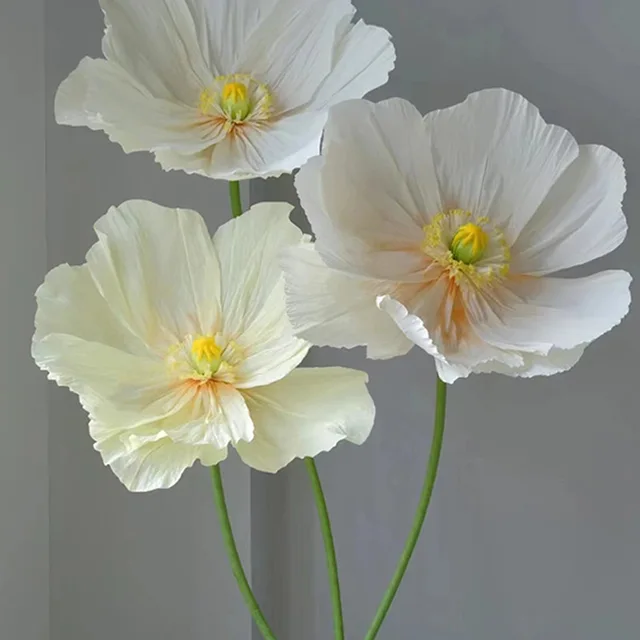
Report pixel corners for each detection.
[55,0,395,180]
[33,201,374,491]
[283,90,632,383]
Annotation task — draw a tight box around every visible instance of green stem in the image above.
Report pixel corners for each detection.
[364,377,449,640]
[305,458,345,640]
[229,180,243,218]
[210,466,277,640]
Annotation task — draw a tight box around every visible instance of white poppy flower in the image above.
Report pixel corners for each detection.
[32,201,374,491]
[54,0,395,180]
[283,89,632,383]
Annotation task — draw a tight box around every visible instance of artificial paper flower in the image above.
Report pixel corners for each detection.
[54,0,395,180]
[32,201,374,491]
[283,89,632,383]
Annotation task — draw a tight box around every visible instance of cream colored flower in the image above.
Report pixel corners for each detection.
[283,90,632,383]
[55,0,395,180]
[33,201,374,491]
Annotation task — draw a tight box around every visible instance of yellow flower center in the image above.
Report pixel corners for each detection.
[191,336,223,375]
[220,81,251,121]
[167,334,244,385]
[199,74,273,126]
[450,223,489,264]
[421,209,510,286]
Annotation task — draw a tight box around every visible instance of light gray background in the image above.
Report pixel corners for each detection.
[0,1,49,639]
[2,0,639,639]
[251,0,640,639]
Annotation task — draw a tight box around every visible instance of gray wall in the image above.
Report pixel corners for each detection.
[0,0,49,639]
[251,0,640,638]
[46,2,251,639]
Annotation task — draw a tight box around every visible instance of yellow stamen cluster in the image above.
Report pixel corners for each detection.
[199,88,217,115]
[421,209,510,286]
[421,210,468,253]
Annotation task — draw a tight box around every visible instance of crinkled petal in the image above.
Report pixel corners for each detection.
[90,384,237,491]
[34,263,145,355]
[183,0,276,72]
[213,202,301,336]
[377,290,524,384]
[32,343,200,466]
[87,384,197,444]
[379,269,631,383]
[167,383,254,447]
[296,152,427,281]
[86,200,220,349]
[55,58,221,156]
[425,88,579,242]
[512,145,628,275]
[213,202,310,386]
[436,342,525,384]
[186,0,393,113]
[100,0,213,101]
[237,0,353,111]
[96,434,217,492]
[434,359,476,385]
[193,111,328,180]
[33,335,196,444]
[88,379,247,454]
[298,100,440,278]
[31,334,169,408]
[434,271,632,382]
[438,345,585,380]
[321,99,442,230]
[434,346,526,383]
[232,312,310,389]
[282,244,412,359]
[469,271,632,353]
[376,293,447,362]
[307,19,395,110]
[153,116,324,179]
[507,347,586,378]
[236,367,375,473]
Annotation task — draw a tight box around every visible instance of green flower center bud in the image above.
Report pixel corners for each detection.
[450,223,489,264]
[220,81,251,121]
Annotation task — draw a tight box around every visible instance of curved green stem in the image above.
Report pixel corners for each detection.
[364,377,449,640]
[229,180,243,218]
[305,458,345,640]
[210,466,277,640]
